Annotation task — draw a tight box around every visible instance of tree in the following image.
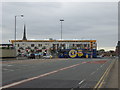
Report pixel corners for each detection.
[99,49,105,52]
[109,50,114,53]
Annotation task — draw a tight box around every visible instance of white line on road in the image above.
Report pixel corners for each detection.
[3,68,15,72]
[1,63,84,89]
[100,63,105,68]
[90,60,109,77]
[3,68,9,70]
[9,70,15,71]
[90,71,96,75]
[79,83,87,88]
[79,80,85,85]
[7,65,13,66]
[97,68,99,71]
[96,60,109,71]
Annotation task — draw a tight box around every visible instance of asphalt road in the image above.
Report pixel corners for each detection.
[1,58,115,88]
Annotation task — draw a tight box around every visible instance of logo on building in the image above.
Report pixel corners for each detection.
[69,50,77,58]
[78,50,83,57]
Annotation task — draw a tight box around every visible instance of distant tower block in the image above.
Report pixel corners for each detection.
[22,24,27,40]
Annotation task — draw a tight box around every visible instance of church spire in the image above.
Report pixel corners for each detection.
[22,24,27,40]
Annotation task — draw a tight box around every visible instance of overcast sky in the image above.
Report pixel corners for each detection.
[2,2,118,51]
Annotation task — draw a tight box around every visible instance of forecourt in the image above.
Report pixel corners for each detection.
[2,58,115,88]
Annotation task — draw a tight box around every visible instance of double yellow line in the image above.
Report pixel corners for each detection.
[94,59,116,89]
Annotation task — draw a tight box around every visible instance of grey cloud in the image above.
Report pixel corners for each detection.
[2,2,118,50]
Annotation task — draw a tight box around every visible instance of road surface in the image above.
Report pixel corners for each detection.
[1,58,115,88]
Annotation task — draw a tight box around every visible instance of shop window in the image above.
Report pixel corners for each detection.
[34,47,38,49]
[45,43,49,45]
[38,44,42,47]
[18,44,19,47]
[42,46,46,49]
[84,44,87,47]
[31,44,34,47]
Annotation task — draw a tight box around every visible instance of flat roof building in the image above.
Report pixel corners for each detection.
[10,25,97,58]
[116,41,120,57]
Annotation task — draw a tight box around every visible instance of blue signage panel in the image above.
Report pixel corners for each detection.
[58,49,97,58]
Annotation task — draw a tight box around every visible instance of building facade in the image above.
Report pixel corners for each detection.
[11,39,97,58]
[10,24,97,58]
[116,41,120,57]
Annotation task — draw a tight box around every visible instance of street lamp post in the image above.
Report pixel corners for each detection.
[60,19,64,40]
[14,15,24,57]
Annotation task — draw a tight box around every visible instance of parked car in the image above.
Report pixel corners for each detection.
[28,53,35,59]
[42,55,53,59]
[97,55,103,58]
[34,53,41,59]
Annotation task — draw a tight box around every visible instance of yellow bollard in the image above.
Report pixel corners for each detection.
[50,55,52,59]
[86,54,88,58]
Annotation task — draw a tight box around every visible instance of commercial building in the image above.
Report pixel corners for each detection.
[116,41,120,57]
[10,25,97,58]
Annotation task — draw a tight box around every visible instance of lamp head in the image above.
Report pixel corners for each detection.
[21,15,24,17]
[60,19,64,21]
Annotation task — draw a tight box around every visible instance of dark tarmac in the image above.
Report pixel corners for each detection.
[1,58,117,89]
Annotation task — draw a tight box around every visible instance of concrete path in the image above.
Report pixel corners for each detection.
[104,59,118,88]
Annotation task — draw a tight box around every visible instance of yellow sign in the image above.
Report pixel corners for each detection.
[69,50,77,58]
[78,50,83,57]
[86,54,88,58]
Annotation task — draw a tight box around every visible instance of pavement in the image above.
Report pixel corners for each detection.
[103,58,118,88]
[1,57,118,89]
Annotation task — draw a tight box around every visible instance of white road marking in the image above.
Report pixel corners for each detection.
[7,65,13,66]
[3,68,14,71]
[80,83,87,88]
[90,60,109,76]
[79,80,85,85]
[9,70,14,71]
[100,63,105,68]
[1,63,84,89]
[3,68,9,70]
[90,71,96,75]
[97,68,99,71]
